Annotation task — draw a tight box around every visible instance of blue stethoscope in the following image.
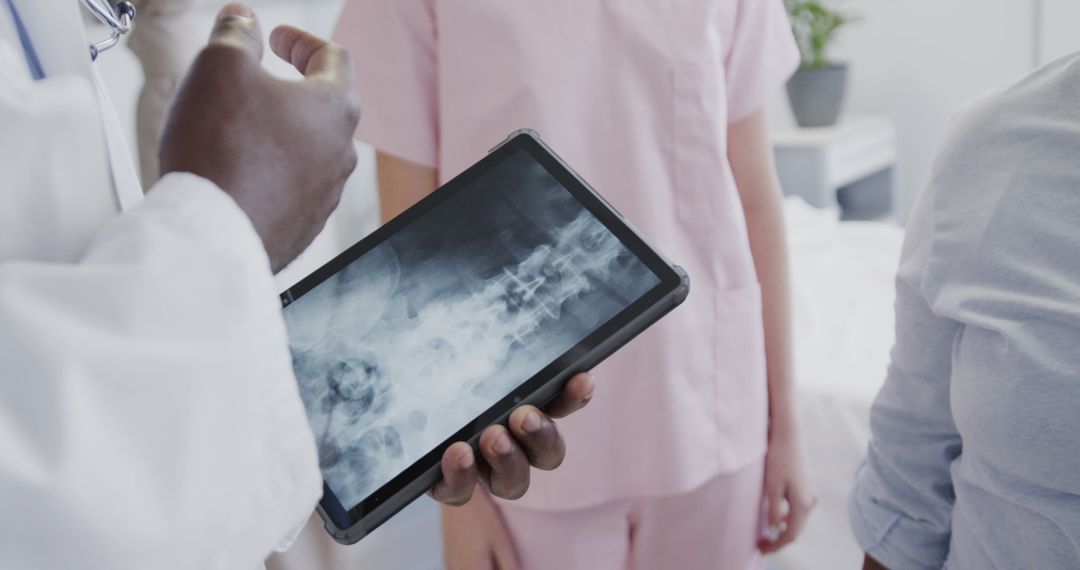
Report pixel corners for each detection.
[5,0,135,79]
[81,0,137,61]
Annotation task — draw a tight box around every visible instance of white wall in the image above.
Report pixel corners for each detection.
[1040,0,1080,65]
[773,0,1049,222]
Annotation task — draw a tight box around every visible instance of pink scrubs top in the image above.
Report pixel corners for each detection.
[334,0,798,511]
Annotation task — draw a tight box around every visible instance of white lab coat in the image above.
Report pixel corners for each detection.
[0,1,322,568]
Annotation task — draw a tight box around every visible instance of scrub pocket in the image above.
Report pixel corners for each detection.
[672,61,725,220]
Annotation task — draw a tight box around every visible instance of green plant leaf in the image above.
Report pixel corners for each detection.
[784,0,858,68]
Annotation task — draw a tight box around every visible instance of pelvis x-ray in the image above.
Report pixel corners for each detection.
[284,150,660,509]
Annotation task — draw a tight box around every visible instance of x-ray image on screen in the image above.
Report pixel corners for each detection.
[283,149,661,509]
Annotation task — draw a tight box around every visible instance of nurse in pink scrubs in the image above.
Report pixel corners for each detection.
[334,1,814,567]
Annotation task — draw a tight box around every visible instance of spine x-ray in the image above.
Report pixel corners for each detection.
[284,150,660,510]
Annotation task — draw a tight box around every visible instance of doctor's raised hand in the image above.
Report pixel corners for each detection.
[159,3,360,273]
[159,3,594,507]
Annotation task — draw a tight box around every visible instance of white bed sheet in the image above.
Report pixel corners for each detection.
[770,198,904,570]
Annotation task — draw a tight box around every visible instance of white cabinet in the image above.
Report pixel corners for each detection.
[772,116,897,220]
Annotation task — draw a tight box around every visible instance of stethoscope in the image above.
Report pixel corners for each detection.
[80,0,136,61]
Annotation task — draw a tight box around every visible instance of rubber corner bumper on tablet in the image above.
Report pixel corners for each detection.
[673,265,690,305]
[488,128,542,154]
[318,458,446,545]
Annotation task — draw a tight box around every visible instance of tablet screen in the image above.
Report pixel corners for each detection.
[283,148,661,511]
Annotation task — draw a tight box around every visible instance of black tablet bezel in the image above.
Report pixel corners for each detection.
[281,131,684,532]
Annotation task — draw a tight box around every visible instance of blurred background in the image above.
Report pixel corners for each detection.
[91,0,1080,568]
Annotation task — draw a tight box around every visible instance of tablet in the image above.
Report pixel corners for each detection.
[280,130,688,544]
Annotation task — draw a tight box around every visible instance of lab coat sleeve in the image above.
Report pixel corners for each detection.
[847,165,963,568]
[0,173,322,569]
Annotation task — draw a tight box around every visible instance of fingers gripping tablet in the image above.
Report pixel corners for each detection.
[281,131,688,543]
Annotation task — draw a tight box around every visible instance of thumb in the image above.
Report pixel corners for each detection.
[208,3,264,61]
[269,25,354,88]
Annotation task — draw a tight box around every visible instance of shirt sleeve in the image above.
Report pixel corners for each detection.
[847,136,965,570]
[0,174,322,569]
[333,0,438,167]
[724,0,800,123]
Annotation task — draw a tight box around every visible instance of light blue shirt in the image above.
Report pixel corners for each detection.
[850,53,1080,569]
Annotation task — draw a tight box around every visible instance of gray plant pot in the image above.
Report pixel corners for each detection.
[786,64,849,128]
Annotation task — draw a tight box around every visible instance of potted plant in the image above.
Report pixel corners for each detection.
[784,0,857,128]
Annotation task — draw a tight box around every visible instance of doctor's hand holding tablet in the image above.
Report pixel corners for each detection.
[164,3,598,510]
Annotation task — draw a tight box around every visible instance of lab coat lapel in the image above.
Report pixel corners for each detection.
[93,65,145,211]
[14,0,144,212]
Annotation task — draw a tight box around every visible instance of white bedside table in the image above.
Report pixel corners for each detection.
[771,116,898,220]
